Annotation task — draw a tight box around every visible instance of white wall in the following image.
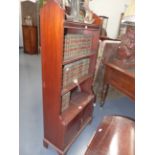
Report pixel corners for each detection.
[19,0,131,45]
[90,0,131,38]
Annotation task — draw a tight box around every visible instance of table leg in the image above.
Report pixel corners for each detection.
[100,84,109,107]
[43,140,48,148]
[58,152,66,155]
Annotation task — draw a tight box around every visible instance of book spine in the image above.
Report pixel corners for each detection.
[63,58,90,89]
[63,34,93,61]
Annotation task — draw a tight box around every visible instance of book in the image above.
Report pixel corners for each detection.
[64,34,93,61]
[61,91,71,112]
[63,58,90,89]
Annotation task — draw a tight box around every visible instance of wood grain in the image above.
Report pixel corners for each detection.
[22,25,38,54]
[85,116,135,155]
[101,62,135,106]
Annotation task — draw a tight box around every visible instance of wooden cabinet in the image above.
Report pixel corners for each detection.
[22,25,38,54]
[40,0,101,154]
[21,1,38,54]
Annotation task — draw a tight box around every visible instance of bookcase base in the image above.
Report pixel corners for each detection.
[43,116,92,155]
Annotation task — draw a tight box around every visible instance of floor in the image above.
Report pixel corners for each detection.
[19,50,135,155]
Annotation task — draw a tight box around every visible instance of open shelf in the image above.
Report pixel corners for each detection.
[63,52,96,65]
[61,73,93,96]
[64,21,100,30]
[60,91,94,125]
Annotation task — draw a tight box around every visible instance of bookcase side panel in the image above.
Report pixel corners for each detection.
[40,0,65,148]
[89,31,100,75]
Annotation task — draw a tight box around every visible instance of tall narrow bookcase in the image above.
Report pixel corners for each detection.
[40,0,102,154]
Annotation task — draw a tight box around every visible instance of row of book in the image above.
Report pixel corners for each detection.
[61,34,92,112]
[63,58,90,89]
[64,34,93,61]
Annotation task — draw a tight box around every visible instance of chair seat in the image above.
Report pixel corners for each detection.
[85,116,134,155]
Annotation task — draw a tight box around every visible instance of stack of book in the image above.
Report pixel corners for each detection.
[64,34,93,61]
[61,91,71,112]
[63,58,90,89]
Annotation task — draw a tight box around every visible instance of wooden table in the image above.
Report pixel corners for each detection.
[85,115,135,155]
[100,62,135,106]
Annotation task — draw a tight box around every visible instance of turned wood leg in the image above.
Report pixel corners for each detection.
[58,152,66,155]
[100,84,109,107]
[43,140,48,148]
[88,116,93,125]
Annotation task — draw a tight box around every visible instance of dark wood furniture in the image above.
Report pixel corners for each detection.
[40,0,101,154]
[22,25,38,54]
[21,1,38,54]
[101,62,135,106]
[100,36,121,41]
[85,115,135,155]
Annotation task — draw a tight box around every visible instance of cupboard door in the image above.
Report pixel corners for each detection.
[22,26,38,54]
[30,27,37,53]
[23,26,31,53]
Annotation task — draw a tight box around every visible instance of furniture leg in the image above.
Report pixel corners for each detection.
[58,152,66,155]
[100,84,109,107]
[43,140,48,148]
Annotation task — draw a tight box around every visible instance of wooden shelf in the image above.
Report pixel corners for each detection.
[63,52,96,65]
[60,92,94,125]
[61,73,93,95]
[64,21,100,31]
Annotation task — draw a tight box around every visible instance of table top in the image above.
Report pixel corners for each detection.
[85,116,135,155]
[105,62,135,78]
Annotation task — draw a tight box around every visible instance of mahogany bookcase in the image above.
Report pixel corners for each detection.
[40,0,102,154]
